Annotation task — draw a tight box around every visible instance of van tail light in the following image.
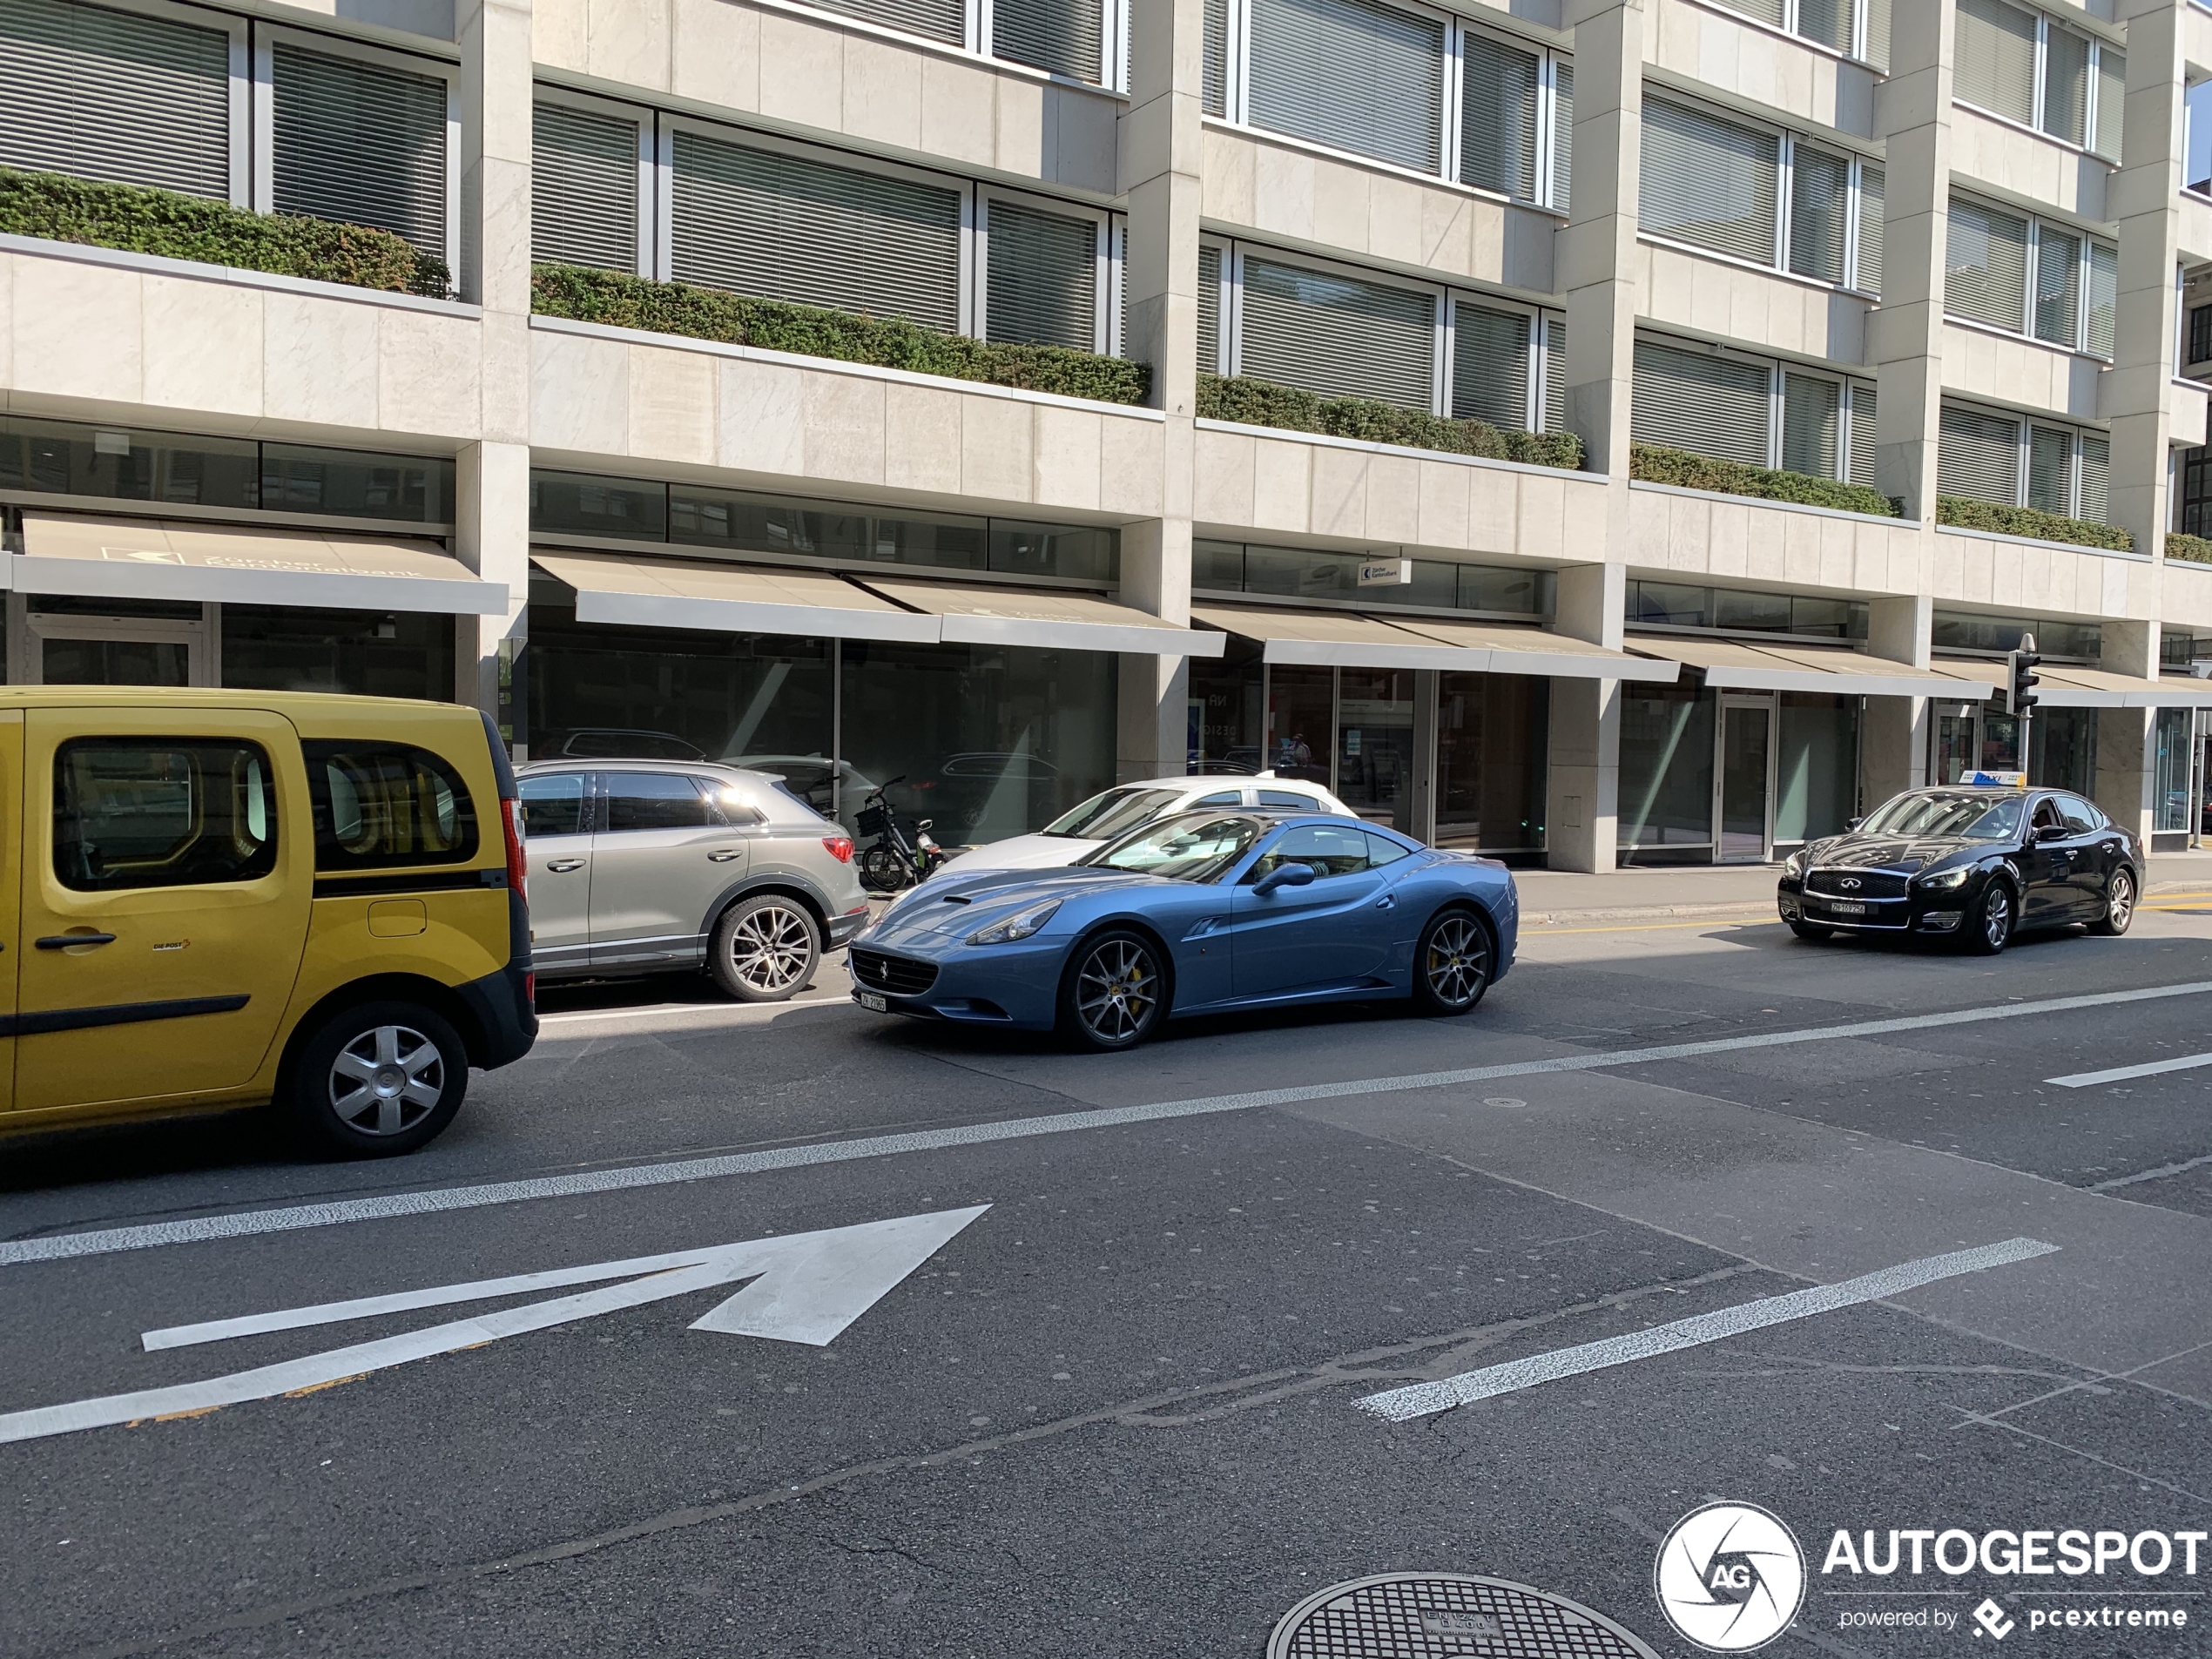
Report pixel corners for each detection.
[502,797,529,903]
[524,971,536,1008]
[823,834,854,864]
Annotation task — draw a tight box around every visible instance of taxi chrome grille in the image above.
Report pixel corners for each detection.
[1805,869,1910,900]
[849,948,938,995]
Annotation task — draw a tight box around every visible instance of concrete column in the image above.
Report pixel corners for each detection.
[1114,0,1204,779]
[2109,1,2188,561]
[1545,563,1625,872]
[455,0,534,738]
[1862,595,1932,806]
[2097,617,2164,836]
[1870,0,1954,522]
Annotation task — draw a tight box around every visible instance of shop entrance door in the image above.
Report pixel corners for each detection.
[1715,696,1775,863]
[24,612,211,688]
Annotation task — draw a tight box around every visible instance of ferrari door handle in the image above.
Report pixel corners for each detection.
[544,858,585,873]
[708,850,743,862]
[1374,895,1395,909]
[37,932,116,950]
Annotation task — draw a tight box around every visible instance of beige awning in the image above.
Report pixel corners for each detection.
[1190,604,1479,670]
[1629,634,1992,698]
[531,550,937,643]
[17,512,507,614]
[1928,659,2212,708]
[861,578,1225,657]
[1388,617,1681,682]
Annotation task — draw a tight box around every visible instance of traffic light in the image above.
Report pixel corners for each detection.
[2008,631,2040,715]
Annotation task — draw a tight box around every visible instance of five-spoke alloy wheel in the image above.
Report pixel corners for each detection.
[2090,867,2136,937]
[711,895,821,1001]
[1061,930,1168,1051]
[1965,880,2015,956]
[1413,908,1493,1015]
[292,1001,469,1157]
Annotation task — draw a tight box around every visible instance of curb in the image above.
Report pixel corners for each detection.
[1522,900,1776,927]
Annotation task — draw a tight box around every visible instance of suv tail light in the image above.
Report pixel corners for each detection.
[502,797,529,902]
[822,834,854,864]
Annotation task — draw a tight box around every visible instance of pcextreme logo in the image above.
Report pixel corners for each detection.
[1655,1501,1808,1653]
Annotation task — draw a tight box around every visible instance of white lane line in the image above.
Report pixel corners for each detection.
[2047,1051,2212,1089]
[1356,1238,2060,1423]
[6,978,2208,1269]
[2091,1150,2212,1192]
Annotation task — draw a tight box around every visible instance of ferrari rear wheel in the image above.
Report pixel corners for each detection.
[1412,907,1491,1016]
[1061,930,1168,1051]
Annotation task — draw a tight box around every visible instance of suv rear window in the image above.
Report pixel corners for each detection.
[306,742,478,871]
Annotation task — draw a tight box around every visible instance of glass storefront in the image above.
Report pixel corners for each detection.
[1266,665,1334,783]
[2028,706,2095,796]
[222,608,455,699]
[2156,707,2192,833]
[1189,634,1264,772]
[1436,671,1547,853]
[1335,669,1418,828]
[1774,693,1858,846]
[1620,682,1716,862]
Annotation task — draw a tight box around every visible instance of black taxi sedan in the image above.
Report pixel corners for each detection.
[1777,786,2142,954]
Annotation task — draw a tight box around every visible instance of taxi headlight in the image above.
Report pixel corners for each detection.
[1784,848,1808,877]
[1916,865,1973,890]
[968,900,1062,946]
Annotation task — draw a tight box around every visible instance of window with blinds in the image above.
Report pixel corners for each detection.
[1938,401,2023,504]
[1631,339,1771,470]
[1864,0,1890,70]
[1945,197,2029,331]
[1238,254,1434,408]
[1550,63,1572,212]
[2027,424,2072,514]
[2042,24,2089,145]
[1450,300,1530,429]
[2087,242,2117,358]
[1710,0,1779,25]
[532,103,637,272]
[1787,145,1848,286]
[1640,98,1778,267]
[993,0,1103,83]
[1856,164,1883,294]
[1954,0,2036,126]
[1203,0,1227,114]
[670,132,962,333]
[1460,30,1540,201]
[1795,0,1851,53]
[1846,382,1877,489]
[1197,245,1223,372]
[1541,314,1565,434]
[2033,226,2080,347]
[1245,0,1444,173]
[985,198,1098,351]
[2078,435,2110,523]
[272,43,448,259]
[2094,51,2124,160]
[803,0,961,46]
[0,0,231,198]
[1781,374,1840,479]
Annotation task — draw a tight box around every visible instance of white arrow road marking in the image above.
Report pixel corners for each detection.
[0,1206,987,1447]
[2047,1050,2212,1088]
[1356,1237,2060,1423]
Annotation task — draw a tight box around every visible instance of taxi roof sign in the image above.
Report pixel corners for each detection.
[1960,770,2027,787]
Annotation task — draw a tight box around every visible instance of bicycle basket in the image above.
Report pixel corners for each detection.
[855,804,891,837]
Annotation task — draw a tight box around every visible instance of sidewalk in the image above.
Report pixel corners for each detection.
[1514,846,2212,927]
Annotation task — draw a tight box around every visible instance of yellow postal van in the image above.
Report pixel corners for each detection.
[0,688,535,1156]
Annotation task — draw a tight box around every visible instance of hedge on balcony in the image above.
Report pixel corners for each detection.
[1936,496,2134,552]
[2168,532,2212,564]
[0,166,450,298]
[1196,374,1585,470]
[1630,443,1898,517]
[531,264,1151,405]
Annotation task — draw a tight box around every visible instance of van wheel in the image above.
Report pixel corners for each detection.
[292,1001,469,1157]
[710,895,820,1002]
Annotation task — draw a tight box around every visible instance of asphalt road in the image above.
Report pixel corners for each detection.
[4,900,2212,1659]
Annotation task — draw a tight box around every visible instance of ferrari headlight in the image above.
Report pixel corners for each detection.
[968,899,1062,946]
[1917,865,1972,890]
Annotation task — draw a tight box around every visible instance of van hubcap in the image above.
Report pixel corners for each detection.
[330,1025,443,1136]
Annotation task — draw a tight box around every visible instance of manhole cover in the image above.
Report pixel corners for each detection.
[1268,1573,1662,1659]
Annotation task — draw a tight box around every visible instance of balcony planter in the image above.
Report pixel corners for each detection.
[1936,496,2133,553]
[2168,532,2212,564]
[1196,373,1585,471]
[0,166,450,298]
[1629,443,1898,517]
[531,264,1151,407]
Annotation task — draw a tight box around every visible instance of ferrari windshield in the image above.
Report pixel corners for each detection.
[1858,792,2024,840]
[1043,786,1184,840]
[1082,813,1266,881]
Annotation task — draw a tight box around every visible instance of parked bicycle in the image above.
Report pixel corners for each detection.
[855,778,946,893]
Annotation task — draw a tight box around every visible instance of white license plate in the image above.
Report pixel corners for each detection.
[1824,900,1867,916]
[857,990,888,1012]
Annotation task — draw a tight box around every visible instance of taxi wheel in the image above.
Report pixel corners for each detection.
[291,1001,469,1157]
[1963,881,2015,956]
[2088,867,2135,936]
[711,895,820,1001]
[1060,930,1169,1051]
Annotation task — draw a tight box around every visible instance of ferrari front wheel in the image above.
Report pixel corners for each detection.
[1413,907,1492,1016]
[1060,930,1169,1051]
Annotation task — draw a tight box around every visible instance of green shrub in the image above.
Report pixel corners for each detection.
[0,165,450,297]
[1936,496,2134,552]
[1196,374,1585,470]
[1630,443,1898,516]
[531,263,1151,404]
[2168,532,2212,564]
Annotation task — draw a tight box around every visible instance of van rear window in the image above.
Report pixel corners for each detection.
[305,742,478,871]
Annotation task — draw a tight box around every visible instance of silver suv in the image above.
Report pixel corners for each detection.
[515,759,871,1002]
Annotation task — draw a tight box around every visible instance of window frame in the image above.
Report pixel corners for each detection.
[1701,0,1886,67]
[1944,191,2115,360]
[1222,240,1448,415]
[1443,288,1542,431]
[975,184,1115,354]
[1631,330,1857,482]
[1937,397,2111,521]
[1951,0,2123,162]
[251,23,462,279]
[1198,232,1234,375]
[532,84,657,279]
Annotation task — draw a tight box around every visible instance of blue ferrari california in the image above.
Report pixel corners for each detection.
[846,811,1518,1049]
